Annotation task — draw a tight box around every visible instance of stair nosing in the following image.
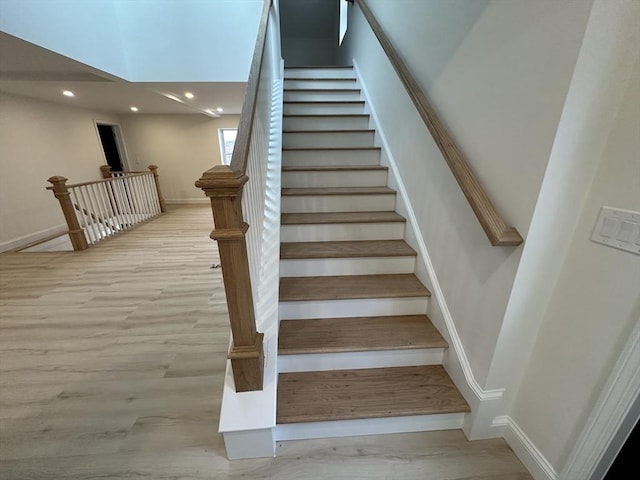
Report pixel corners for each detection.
[279,274,430,302]
[284,89,361,93]
[284,100,364,104]
[278,315,448,355]
[281,213,405,226]
[285,66,354,69]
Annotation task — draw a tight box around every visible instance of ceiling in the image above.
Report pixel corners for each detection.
[0,32,247,116]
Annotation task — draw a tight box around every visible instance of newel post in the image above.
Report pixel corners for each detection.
[148,165,166,213]
[47,176,88,251]
[195,166,264,392]
[99,165,112,178]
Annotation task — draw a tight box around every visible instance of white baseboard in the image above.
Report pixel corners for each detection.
[352,59,505,440]
[165,198,209,205]
[0,223,68,253]
[494,416,557,480]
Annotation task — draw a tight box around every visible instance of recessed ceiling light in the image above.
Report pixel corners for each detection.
[216,107,223,113]
[130,106,139,112]
[185,92,194,99]
[62,90,74,97]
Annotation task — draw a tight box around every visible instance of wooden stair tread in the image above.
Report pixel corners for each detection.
[282,187,394,196]
[277,365,470,424]
[279,274,430,301]
[280,240,416,259]
[282,165,386,172]
[279,315,447,354]
[281,211,404,225]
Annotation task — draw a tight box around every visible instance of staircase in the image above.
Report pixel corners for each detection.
[276,66,470,440]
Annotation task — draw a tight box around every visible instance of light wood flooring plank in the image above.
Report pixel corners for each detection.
[0,205,531,479]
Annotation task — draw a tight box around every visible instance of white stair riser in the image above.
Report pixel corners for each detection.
[278,348,444,373]
[282,170,387,188]
[280,256,415,277]
[284,91,362,102]
[281,222,404,242]
[281,194,395,213]
[285,79,358,90]
[279,297,428,320]
[285,68,355,79]
[284,103,365,115]
[283,149,381,167]
[274,413,466,441]
[283,131,375,149]
[283,116,370,131]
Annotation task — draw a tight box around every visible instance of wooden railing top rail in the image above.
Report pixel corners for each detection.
[49,172,152,190]
[354,0,523,247]
[219,0,272,178]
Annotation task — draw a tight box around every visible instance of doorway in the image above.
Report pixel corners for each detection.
[96,123,127,172]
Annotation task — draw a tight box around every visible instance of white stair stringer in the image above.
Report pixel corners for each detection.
[279,296,428,320]
[280,256,415,277]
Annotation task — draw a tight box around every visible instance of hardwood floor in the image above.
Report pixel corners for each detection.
[0,205,532,479]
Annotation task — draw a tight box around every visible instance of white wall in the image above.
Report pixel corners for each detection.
[339,0,593,386]
[508,21,640,474]
[282,38,338,66]
[119,114,240,203]
[0,0,263,82]
[0,93,118,250]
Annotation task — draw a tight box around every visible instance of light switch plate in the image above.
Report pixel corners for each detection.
[591,207,640,255]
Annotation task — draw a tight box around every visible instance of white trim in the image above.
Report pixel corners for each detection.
[494,416,558,480]
[93,120,131,171]
[165,198,210,205]
[0,223,67,253]
[274,412,466,441]
[278,347,444,373]
[352,60,504,422]
[560,322,640,480]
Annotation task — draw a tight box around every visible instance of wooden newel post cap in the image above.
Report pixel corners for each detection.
[195,165,248,197]
[47,176,69,192]
[148,165,159,173]
[99,165,112,178]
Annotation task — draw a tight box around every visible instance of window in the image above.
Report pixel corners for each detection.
[218,128,237,165]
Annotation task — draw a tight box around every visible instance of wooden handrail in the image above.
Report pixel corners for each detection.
[354,0,523,246]
[229,0,272,175]
[194,0,272,392]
